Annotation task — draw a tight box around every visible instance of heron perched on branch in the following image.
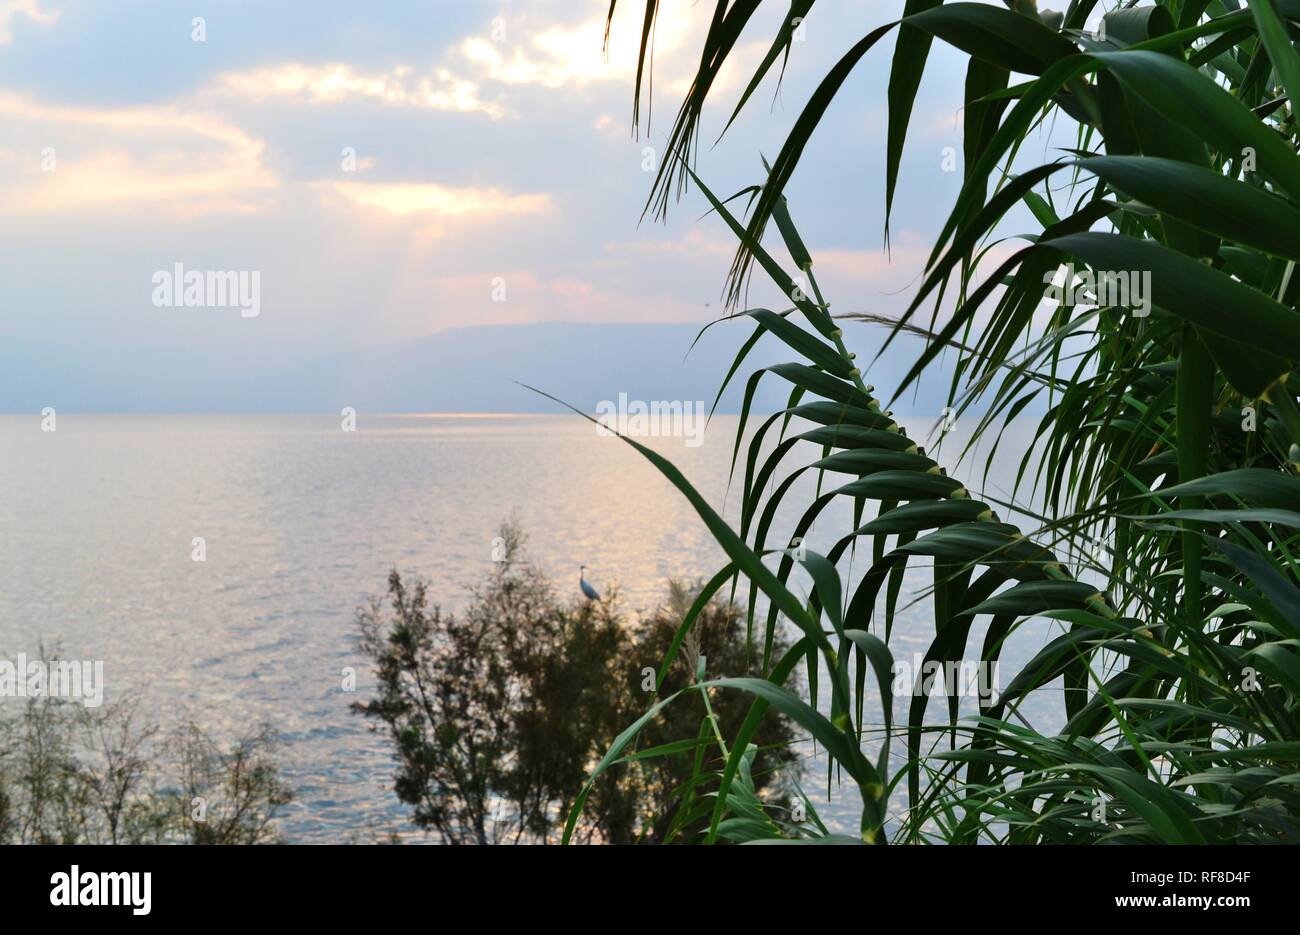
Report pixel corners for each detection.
[579,565,600,601]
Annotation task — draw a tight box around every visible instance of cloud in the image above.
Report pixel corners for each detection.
[177,2,753,136]
[456,8,731,96]
[0,0,958,377]
[387,267,706,332]
[460,25,622,90]
[0,92,275,215]
[0,0,57,44]
[0,72,546,225]
[205,11,682,120]
[214,63,502,117]
[316,180,551,220]
[609,229,737,261]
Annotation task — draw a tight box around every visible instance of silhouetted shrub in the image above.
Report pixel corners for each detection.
[354,521,799,843]
[0,670,290,845]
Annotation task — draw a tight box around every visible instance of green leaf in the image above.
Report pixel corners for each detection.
[1076,155,1300,261]
[1249,0,1300,111]
[1039,231,1298,395]
[904,2,1079,75]
[886,1,944,239]
[967,580,1106,616]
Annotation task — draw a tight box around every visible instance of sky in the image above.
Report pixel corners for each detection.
[0,0,1070,410]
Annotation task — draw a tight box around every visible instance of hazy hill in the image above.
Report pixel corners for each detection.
[3,320,972,415]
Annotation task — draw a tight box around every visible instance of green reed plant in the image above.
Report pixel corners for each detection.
[559,0,1300,843]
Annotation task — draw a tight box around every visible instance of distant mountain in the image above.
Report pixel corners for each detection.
[253,321,786,414]
[2,320,989,415]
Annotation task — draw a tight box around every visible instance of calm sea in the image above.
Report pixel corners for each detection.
[0,413,1062,842]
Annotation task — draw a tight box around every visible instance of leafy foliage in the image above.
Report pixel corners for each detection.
[354,522,800,843]
[0,682,290,845]
[572,0,1300,843]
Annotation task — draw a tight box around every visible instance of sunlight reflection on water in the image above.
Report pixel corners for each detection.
[0,413,1065,842]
